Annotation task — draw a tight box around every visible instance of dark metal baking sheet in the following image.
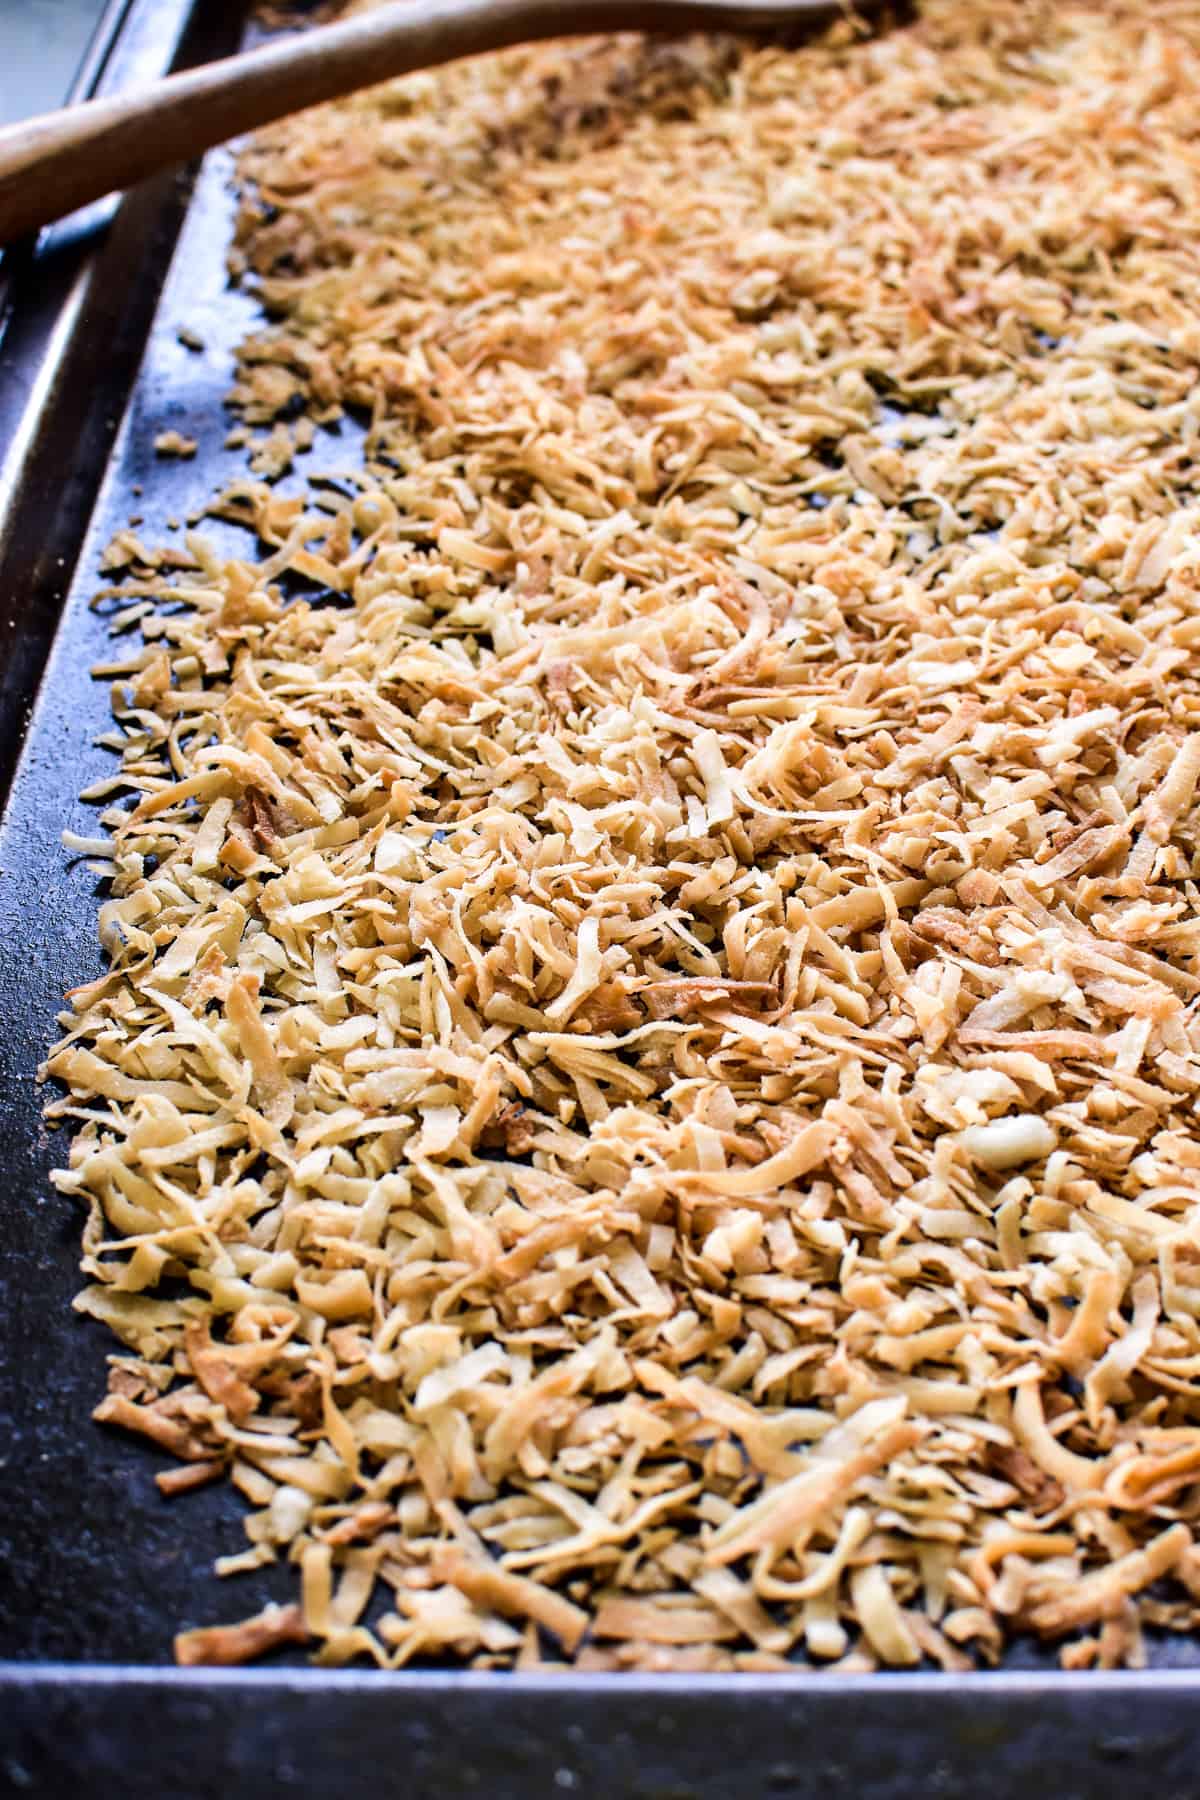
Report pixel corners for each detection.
[2,1665,1200,1800]
[0,0,299,1670]
[3,1,1200,1790]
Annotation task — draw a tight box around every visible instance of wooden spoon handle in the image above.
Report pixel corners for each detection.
[0,0,863,246]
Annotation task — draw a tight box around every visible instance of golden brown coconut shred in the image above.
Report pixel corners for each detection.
[41,0,1200,1670]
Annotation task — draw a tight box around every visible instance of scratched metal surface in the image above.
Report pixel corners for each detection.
[1,0,1200,1791]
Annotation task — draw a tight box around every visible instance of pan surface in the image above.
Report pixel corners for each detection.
[2,2,1200,1791]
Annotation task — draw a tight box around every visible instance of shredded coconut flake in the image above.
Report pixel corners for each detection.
[41,0,1200,1672]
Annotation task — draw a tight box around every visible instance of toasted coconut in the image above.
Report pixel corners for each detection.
[1016,1527,1191,1639]
[174,1602,309,1666]
[154,431,197,459]
[431,1545,589,1653]
[41,0,1200,1673]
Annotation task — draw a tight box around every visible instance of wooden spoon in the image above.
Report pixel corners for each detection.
[0,0,879,246]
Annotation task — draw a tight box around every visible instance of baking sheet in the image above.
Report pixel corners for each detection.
[2,0,1200,1789]
[0,0,301,1665]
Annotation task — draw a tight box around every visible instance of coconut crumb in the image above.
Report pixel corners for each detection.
[153,430,198,458]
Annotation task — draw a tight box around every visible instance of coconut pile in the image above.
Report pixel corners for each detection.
[42,0,1200,1671]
